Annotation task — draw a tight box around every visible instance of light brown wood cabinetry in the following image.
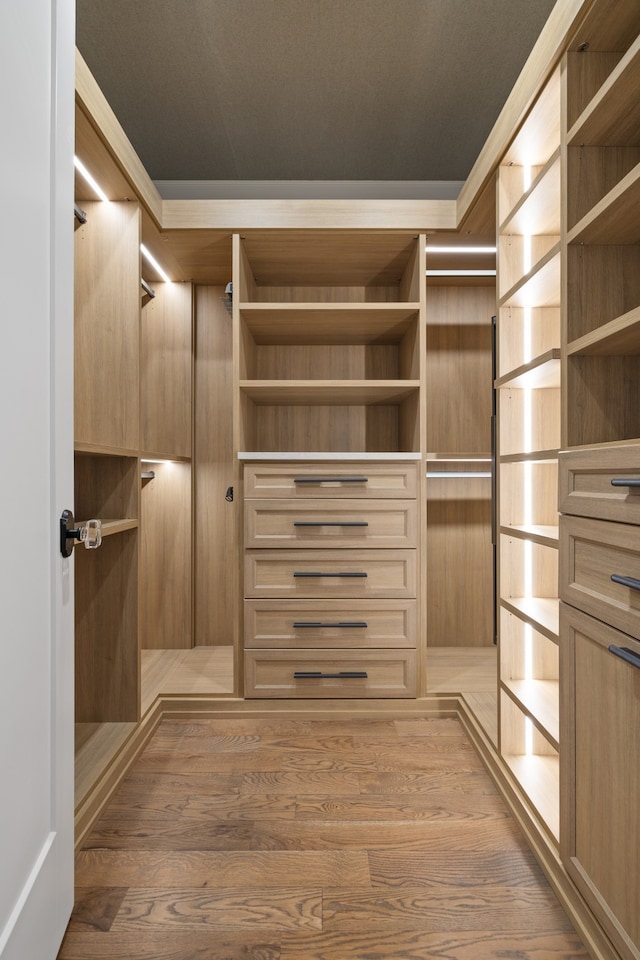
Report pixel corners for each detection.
[235,235,425,698]
[559,8,640,958]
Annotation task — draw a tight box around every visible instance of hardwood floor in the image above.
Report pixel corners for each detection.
[59,715,588,960]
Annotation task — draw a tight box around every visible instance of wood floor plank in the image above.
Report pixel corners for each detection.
[278,928,591,959]
[159,718,397,737]
[357,768,502,796]
[247,818,528,852]
[58,930,281,959]
[109,887,322,931]
[84,819,255,851]
[321,884,575,932]
[368,849,548,887]
[142,733,262,755]
[179,794,298,821]
[292,792,509,819]
[74,850,371,889]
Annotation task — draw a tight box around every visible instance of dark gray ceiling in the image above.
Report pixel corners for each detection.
[76,0,556,193]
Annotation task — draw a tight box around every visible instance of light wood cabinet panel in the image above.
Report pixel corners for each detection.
[74,200,140,451]
[560,603,640,960]
[559,443,640,524]
[560,514,640,641]
[194,285,235,647]
[244,499,417,549]
[243,462,417,499]
[75,530,139,723]
[244,599,416,649]
[141,281,193,458]
[140,461,192,650]
[244,549,416,600]
[244,648,416,698]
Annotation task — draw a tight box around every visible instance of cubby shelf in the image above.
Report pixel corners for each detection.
[503,753,559,841]
[499,149,561,236]
[567,33,640,146]
[239,304,420,343]
[501,596,560,641]
[567,161,640,245]
[496,350,561,389]
[567,304,640,356]
[499,246,561,309]
[501,678,560,748]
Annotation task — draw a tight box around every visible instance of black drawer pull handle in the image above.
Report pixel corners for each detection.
[294,671,369,679]
[611,574,640,591]
[608,644,640,669]
[293,571,368,578]
[293,621,368,628]
[293,477,369,484]
[293,521,369,527]
[611,478,640,487]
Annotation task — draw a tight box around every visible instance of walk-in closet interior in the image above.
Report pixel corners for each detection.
[69,2,640,958]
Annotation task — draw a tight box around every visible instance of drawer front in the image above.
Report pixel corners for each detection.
[244,549,416,599]
[245,499,417,549]
[559,444,640,524]
[244,463,417,499]
[244,599,416,648]
[560,515,640,641]
[244,648,417,698]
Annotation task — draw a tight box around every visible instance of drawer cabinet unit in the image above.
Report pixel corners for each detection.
[560,603,640,960]
[243,460,419,698]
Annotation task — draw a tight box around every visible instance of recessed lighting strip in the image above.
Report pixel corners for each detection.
[140,243,171,282]
[74,156,109,202]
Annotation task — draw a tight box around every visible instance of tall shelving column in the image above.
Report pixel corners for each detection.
[559,8,640,959]
[495,67,562,840]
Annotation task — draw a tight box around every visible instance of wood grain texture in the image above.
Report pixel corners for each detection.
[140,281,193,458]
[194,286,236,646]
[60,716,589,960]
[140,461,192,650]
[74,201,141,451]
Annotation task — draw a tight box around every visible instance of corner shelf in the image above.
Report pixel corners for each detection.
[496,350,561,389]
[567,33,640,146]
[499,245,561,309]
[499,149,561,236]
[567,305,640,356]
[567,161,640,245]
[501,596,560,641]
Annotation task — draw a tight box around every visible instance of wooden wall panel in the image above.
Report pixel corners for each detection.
[426,286,494,454]
[140,281,193,458]
[74,201,140,451]
[194,287,235,646]
[140,462,192,650]
[427,480,493,647]
[75,530,139,722]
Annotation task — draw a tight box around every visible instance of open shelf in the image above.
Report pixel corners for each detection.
[498,305,560,376]
[76,518,138,537]
[498,386,561,457]
[567,304,640,356]
[567,33,640,147]
[501,680,559,748]
[501,596,559,641]
[499,149,561,236]
[568,161,640,245]
[500,524,558,547]
[496,350,560,389]
[239,303,420,343]
[239,381,420,404]
[499,246,561,309]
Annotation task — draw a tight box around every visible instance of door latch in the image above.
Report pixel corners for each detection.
[60,510,102,558]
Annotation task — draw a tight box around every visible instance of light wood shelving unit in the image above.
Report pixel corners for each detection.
[496,65,562,841]
[234,233,427,698]
[560,6,640,959]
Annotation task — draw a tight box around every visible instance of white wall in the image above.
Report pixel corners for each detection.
[0,1,75,956]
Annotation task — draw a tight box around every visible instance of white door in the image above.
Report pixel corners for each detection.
[0,1,75,958]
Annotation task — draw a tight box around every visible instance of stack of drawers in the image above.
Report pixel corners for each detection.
[559,445,640,958]
[243,461,418,698]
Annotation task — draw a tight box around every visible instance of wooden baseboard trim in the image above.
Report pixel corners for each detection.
[157,693,459,719]
[458,699,619,960]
